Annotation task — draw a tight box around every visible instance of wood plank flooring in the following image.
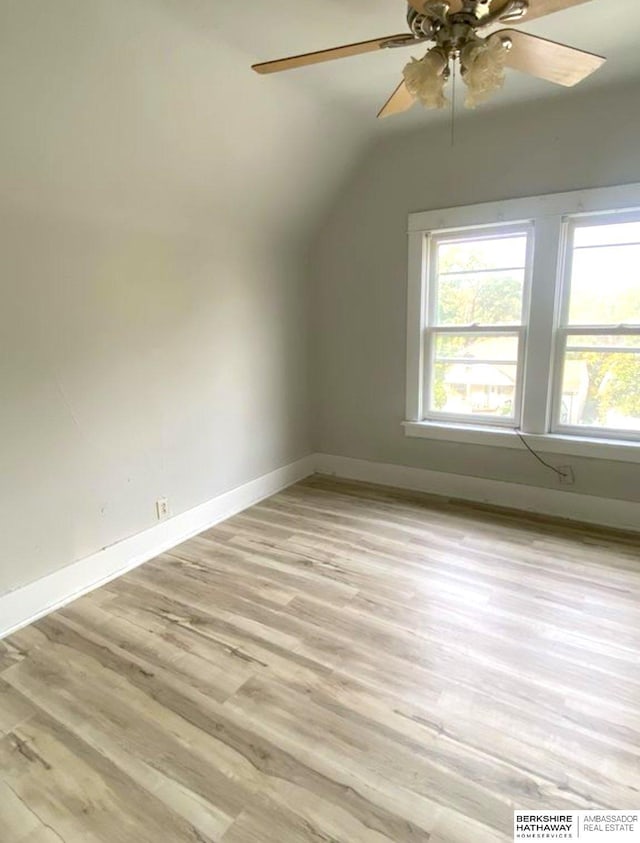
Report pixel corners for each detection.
[1,475,639,842]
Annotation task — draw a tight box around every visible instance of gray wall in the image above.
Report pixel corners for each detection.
[0,0,360,596]
[311,82,640,502]
[3,1,638,599]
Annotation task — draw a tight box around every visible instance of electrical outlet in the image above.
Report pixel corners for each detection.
[156,497,170,520]
[558,466,575,486]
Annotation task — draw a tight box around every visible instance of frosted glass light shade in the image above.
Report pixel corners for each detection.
[461,35,507,108]
[403,48,449,110]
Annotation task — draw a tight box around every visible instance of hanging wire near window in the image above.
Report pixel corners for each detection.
[514,430,569,480]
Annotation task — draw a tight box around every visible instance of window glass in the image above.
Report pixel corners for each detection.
[431,334,519,418]
[559,342,640,431]
[568,243,640,325]
[436,235,527,326]
[557,218,640,434]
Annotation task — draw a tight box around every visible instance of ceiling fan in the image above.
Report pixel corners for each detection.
[251,0,605,117]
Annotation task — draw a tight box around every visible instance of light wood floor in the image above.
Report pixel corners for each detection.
[1,476,639,842]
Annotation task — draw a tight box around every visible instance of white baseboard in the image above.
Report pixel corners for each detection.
[2,451,637,640]
[0,455,315,641]
[315,453,640,534]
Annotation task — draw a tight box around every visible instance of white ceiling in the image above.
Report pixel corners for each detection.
[236,0,640,127]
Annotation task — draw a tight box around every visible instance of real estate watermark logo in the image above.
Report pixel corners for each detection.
[514,811,640,841]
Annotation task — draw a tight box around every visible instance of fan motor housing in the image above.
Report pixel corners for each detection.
[408,0,529,35]
[407,8,437,39]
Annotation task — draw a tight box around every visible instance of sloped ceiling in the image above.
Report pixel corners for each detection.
[0,0,366,244]
[1,0,637,241]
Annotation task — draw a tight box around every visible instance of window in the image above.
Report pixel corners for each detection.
[405,184,640,455]
[554,216,640,436]
[425,225,532,425]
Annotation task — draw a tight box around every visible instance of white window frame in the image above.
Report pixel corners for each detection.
[422,222,534,428]
[404,182,640,464]
[551,210,640,442]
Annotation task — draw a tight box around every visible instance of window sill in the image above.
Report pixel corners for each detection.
[402,421,640,464]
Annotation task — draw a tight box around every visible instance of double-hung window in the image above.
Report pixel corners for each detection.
[424,224,532,425]
[405,183,640,458]
[553,215,640,437]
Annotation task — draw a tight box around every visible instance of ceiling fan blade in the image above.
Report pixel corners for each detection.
[377,81,416,119]
[499,29,605,86]
[491,0,593,23]
[252,34,413,74]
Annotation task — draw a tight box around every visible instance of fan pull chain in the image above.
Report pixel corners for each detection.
[450,58,457,148]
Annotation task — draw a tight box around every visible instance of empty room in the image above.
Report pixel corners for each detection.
[1,1,639,841]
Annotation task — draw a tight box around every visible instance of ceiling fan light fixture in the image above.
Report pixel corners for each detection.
[252,0,607,119]
[402,47,449,109]
[460,33,508,107]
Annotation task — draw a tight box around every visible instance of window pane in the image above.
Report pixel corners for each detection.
[559,340,640,431]
[431,334,518,418]
[568,245,640,325]
[436,269,525,326]
[574,221,640,248]
[435,235,527,327]
[438,235,528,273]
[566,335,640,351]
